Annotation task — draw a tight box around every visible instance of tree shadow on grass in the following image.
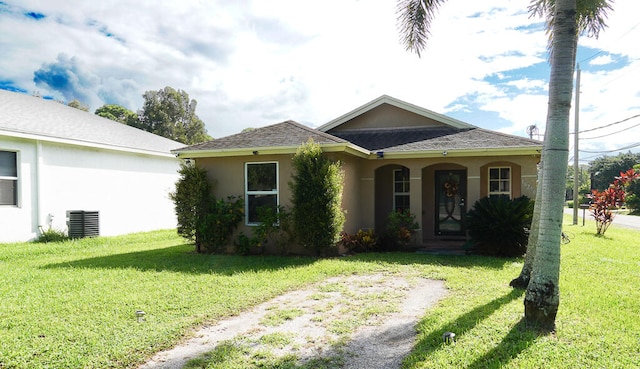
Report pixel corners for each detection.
[344,251,519,270]
[465,318,538,369]
[406,288,528,368]
[42,244,318,275]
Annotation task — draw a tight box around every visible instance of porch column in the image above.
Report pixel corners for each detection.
[409,165,423,246]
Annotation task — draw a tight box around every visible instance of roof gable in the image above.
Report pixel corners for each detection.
[174,120,370,158]
[317,95,475,132]
[0,89,183,155]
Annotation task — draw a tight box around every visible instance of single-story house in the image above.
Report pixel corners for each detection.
[174,95,542,252]
[0,89,183,243]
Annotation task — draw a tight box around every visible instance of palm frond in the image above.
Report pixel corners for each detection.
[396,0,447,57]
[529,0,613,60]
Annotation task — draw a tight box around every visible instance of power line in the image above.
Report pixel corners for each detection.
[579,120,640,140]
[572,113,640,134]
[578,21,640,64]
[580,141,640,154]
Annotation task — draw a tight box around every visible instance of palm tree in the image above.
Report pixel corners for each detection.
[397,0,612,330]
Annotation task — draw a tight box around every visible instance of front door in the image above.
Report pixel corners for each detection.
[435,170,467,236]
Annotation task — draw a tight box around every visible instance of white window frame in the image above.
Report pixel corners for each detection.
[393,168,410,212]
[0,150,18,207]
[245,161,279,226]
[488,166,511,198]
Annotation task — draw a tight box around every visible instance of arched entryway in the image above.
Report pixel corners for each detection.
[422,164,467,241]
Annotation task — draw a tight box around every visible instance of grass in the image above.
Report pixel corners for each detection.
[1,218,639,368]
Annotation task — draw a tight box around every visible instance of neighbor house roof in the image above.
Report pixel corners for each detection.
[0,89,183,156]
[174,120,370,158]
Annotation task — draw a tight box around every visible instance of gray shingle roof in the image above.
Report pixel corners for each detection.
[175,120,347,152]
[0,89,183,155]
[331,127,542,152]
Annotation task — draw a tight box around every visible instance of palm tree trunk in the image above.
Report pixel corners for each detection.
[510,158,543,289]
[524,0,577,331]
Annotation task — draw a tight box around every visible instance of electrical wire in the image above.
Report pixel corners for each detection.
[580,141,640,154]
[578,21,640,64]
[574,113,640,134]
[579,121,640,140]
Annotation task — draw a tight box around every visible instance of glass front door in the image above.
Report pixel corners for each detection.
[435,170,466,236]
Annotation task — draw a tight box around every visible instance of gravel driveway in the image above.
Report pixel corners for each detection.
[138,273,448,369]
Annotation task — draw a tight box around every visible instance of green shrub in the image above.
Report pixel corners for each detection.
[466,195,533,257]
[34,228,69,243]
[198,196,244,253]
[253,206,293,255]
[170,162,211,252]
[290,139,345,254]
[381,211,419,251]
[234,232,258,256]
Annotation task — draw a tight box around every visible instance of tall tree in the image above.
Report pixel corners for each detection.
[95,104,139,126]
[67,99,89,111]
[138,86,211,145]
[397,0,612,330]
[589,152,640,191]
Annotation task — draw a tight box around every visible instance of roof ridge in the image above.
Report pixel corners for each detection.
[474,127,542,144]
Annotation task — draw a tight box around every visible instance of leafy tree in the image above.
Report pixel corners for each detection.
[290,139,345,254]
[626,164,640,213]
[95,104,139,126]
[67,99,89,111]
[566,164,591,205]
[397,0,613,331]
[589,152,640,191]
[138,86,212,144]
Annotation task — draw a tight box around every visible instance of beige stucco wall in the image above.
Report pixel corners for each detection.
[333,104,445,131]
[195,151,539,252]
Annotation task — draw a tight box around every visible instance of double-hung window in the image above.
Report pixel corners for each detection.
[488,167,511,198]
[0,151,18,206]
[245,162,278,225]
[393,168,410,213]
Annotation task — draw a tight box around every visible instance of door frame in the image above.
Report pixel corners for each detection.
[434,169,467,236]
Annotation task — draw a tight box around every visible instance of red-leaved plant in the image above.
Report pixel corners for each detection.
[587,169,638,235]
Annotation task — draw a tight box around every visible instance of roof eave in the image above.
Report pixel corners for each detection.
[1,129,179,158]
[371,146,542,160]
[174,143,371,159]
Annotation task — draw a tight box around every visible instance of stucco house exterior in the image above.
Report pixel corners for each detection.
[174,95,542,251]
[0,89,183,243]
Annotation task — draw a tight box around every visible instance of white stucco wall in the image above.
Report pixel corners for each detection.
[0,137,179,243]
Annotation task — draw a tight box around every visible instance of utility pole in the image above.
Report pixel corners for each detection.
[573,64,581,225]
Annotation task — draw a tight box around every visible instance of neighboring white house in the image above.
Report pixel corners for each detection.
[0,89,183,243]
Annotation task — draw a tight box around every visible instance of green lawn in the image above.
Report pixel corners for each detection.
[0,219,638,368]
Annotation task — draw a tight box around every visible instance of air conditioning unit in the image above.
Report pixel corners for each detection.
[67,210,100,238]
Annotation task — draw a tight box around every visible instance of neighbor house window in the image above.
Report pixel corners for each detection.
[0,151,18,206]
[245,162,278,225]
[489,167,511,198]
[393,168,410,212]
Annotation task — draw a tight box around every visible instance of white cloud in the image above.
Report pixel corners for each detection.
[589,55,614,66]
[0,0,638,158]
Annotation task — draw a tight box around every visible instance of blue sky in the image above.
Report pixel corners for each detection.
[1,0,638,162]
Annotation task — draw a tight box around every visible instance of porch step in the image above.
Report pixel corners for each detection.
[417,239,470,255]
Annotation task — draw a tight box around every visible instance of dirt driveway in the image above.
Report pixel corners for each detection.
[138,273,448,369]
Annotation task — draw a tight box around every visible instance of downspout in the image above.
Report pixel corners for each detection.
[35,140,43,235]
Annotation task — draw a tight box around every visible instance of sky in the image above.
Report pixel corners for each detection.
[1,0,639,163]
